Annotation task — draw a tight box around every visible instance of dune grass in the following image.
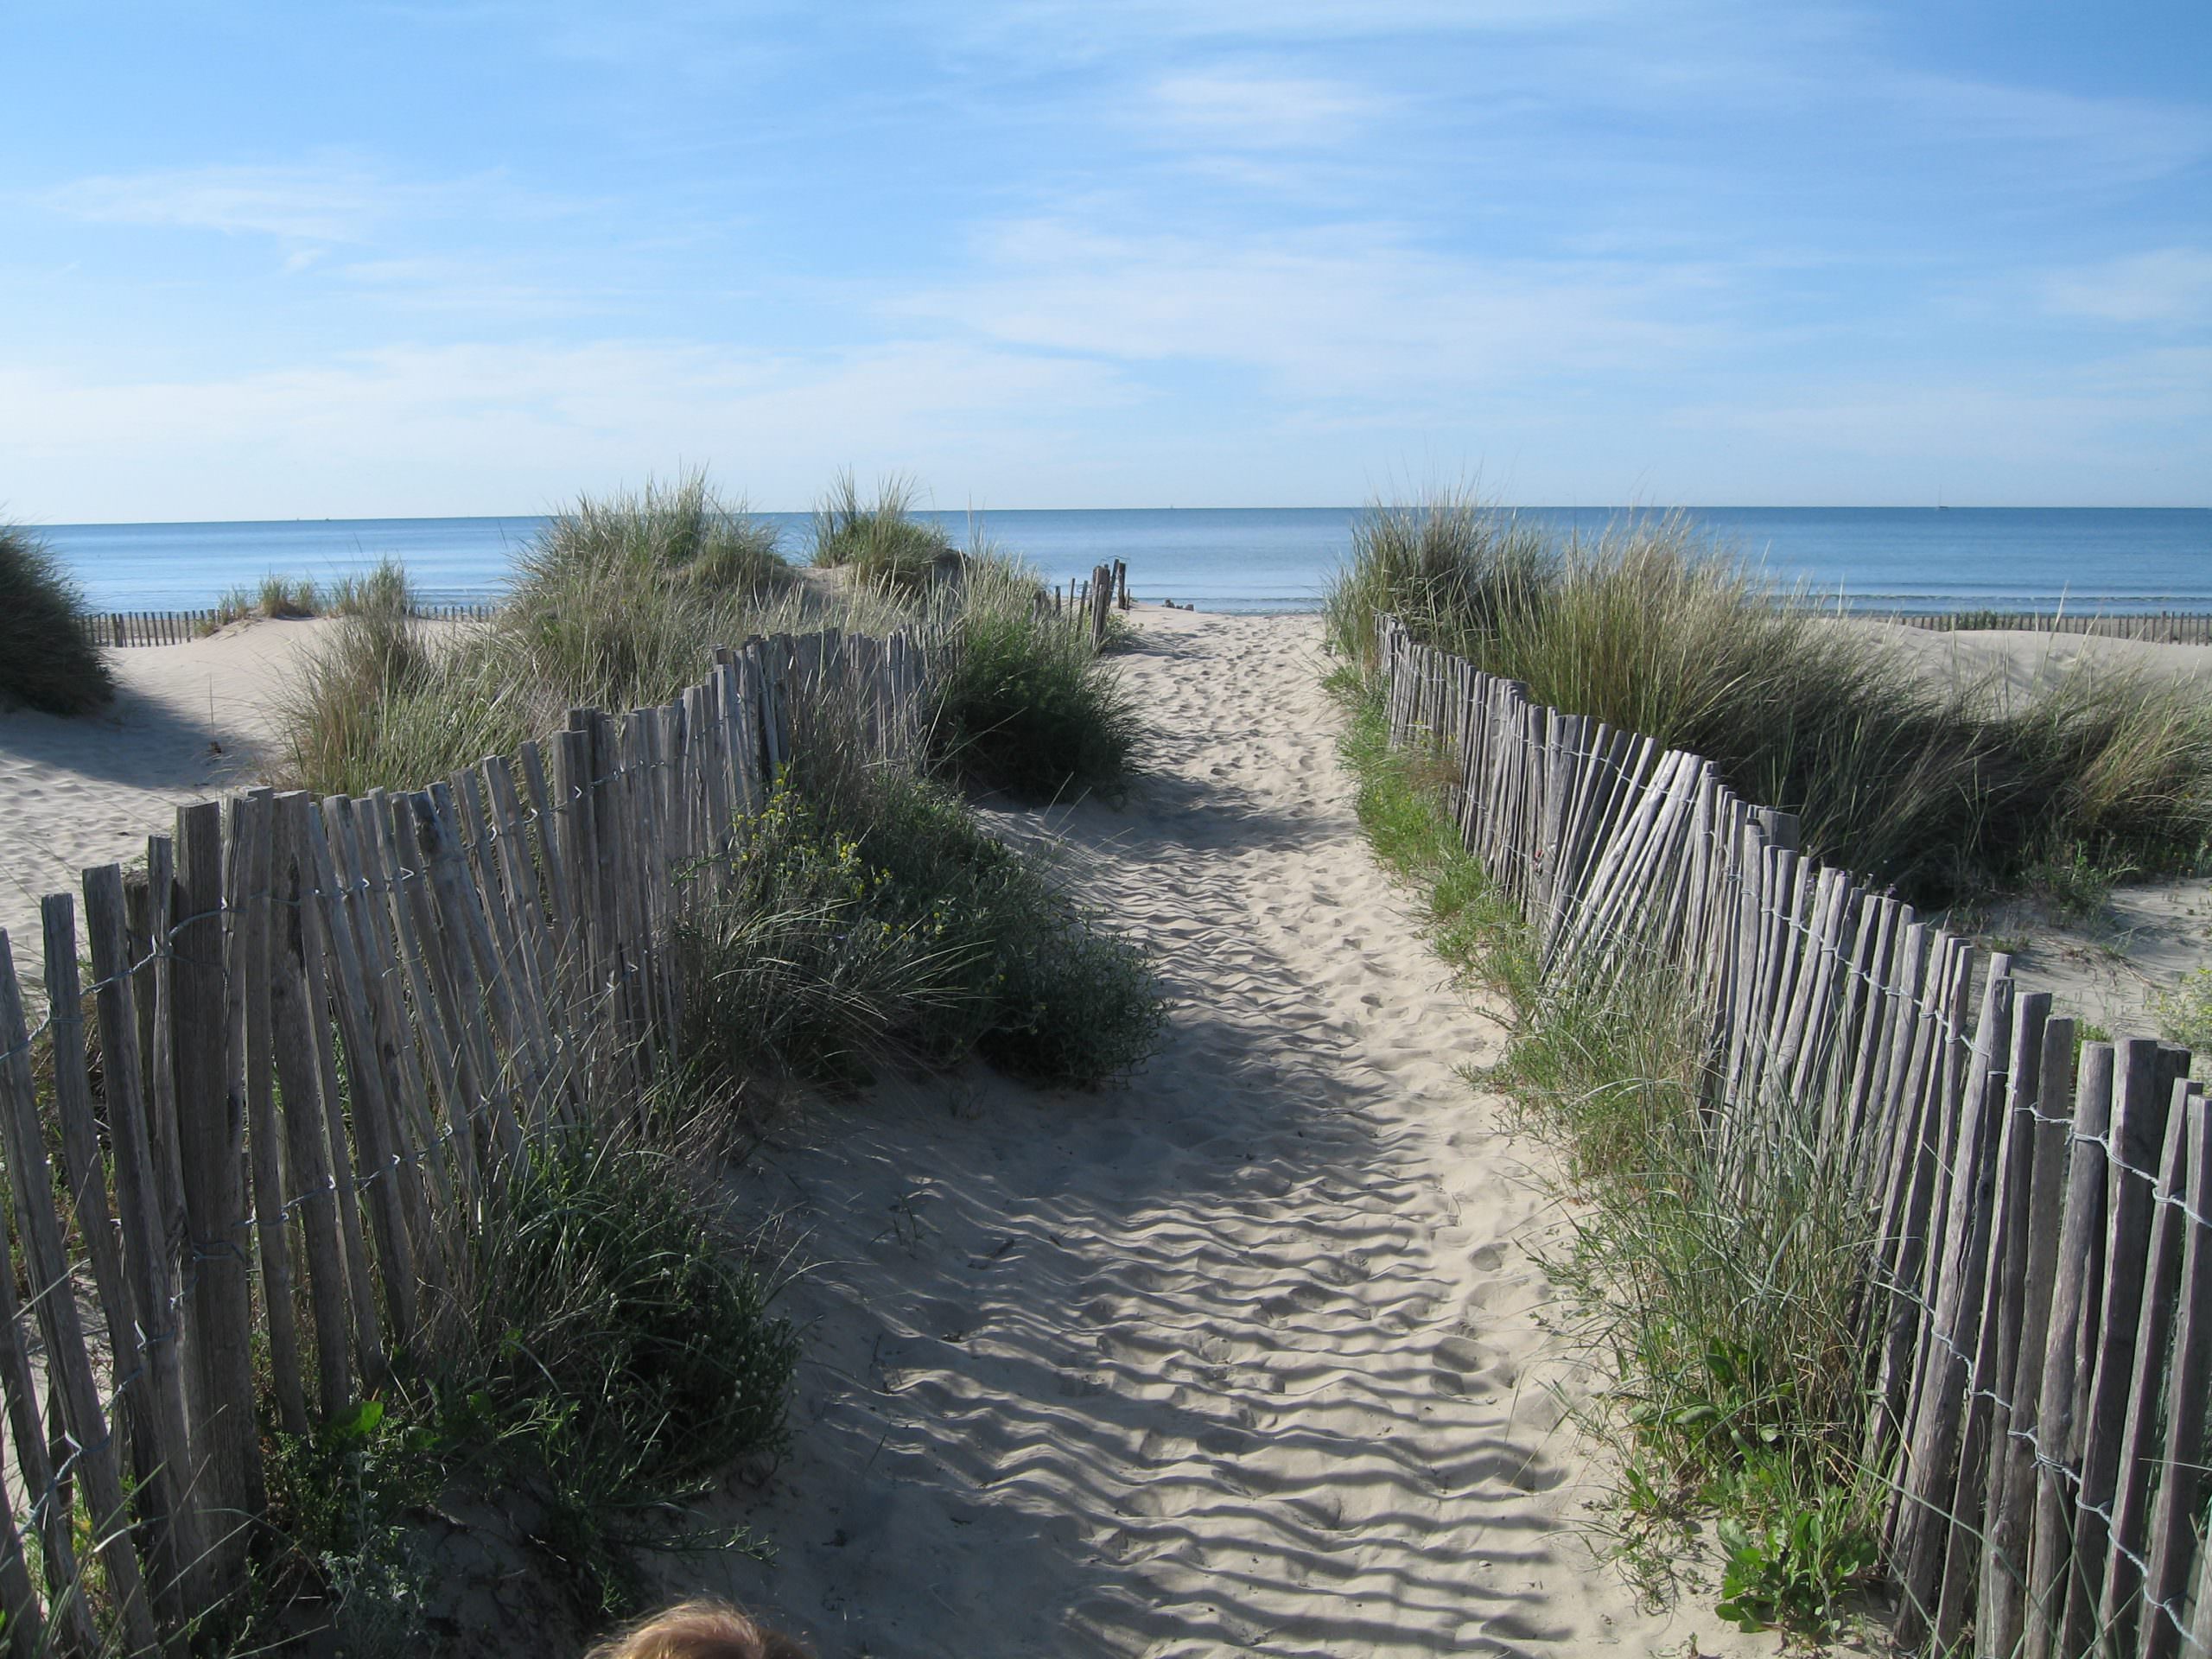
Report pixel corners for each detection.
[276,476,798,796]
[2155,967,2212,1057]
[207,573,327,632]
[276,474,1164,1091]
[0,523,116,715]
[1337,687,1878,1634]
[1325,491,2212,907]
[926,554,1142,802]
[254,1108,796,1645]
[683,666,1166,1092]
[810,471,957,593]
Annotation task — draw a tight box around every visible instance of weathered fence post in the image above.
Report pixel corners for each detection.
[174,798,265,1575]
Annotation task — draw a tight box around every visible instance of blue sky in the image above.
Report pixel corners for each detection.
[3,1,2209,519]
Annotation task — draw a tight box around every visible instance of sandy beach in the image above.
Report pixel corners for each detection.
[3,607,2209,1649]
[0,619,330,984]
[1851,620,2212,1036]
[563,607,1771,1657]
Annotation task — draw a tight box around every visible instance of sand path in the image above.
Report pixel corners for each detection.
[669,609,1767,1657]
[0,620,327,986]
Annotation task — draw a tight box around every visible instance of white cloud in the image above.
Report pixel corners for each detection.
[1145,72,1383,149]
[2045,249,2212,327]
[1885,76,2212,194]
[336,257,601,318]
[1666,359,2212,474]
[45,161,408,242]
[0,339,1135,519]
[899,219,1724,398]
[977,0,1625,49]
[38,159,559,245]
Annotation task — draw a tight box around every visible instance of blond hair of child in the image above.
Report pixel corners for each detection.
[584,1599,811,1659]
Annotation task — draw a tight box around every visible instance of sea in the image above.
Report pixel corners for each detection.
[32,506,2212,617]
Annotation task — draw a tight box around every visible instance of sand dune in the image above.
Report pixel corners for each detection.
[16,606,2205,1650]
[593,609,1776,1658]
[0,619,330,986]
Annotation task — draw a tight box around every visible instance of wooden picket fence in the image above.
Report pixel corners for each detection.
[1045,561,1130,642]
[1885,612,2212,645]
[81,602,498,649]
[1379,614,2210,1658]
[0,623,932,1651]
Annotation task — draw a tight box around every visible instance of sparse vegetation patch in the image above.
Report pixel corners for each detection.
[810,470,958,593]
[1325,490,2212,907]
[257,1116,797,1641]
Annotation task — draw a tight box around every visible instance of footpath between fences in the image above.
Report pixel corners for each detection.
[1380,613,2210,1659]
[0,620,934,1650]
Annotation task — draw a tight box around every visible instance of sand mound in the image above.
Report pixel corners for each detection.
[0,619,333,982]
[599,609,1778,1657]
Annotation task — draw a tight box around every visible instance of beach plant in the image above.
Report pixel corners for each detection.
[257,572,322,618]
[2154,968,2212,1058]
[276,480,800,796]
[928,553,1143,802]
[1326,491,2212,908]
[208,584,258,632]
[680,661,1165,1093]
[274,562,531,798]
[810,470,957,593]
[432,1121,793,1608]
[505,471,790,715]
[252,1110,796,1641]
[677,783,988,1085]
[330,560,412,616]
[0,522,116,715]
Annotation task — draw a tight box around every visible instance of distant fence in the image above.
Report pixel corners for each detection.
[82,602,498,648]
[1379,614,2209,1659]
[0,622,934,1650]
[1880,612,2212,645]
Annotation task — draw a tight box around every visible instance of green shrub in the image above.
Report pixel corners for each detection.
[276,480,795,796]
[331,561,412,616]
[2155,968,2212,1057]
[448,1127,795,1510]
[1327,493,2212,906]
[259,1119,796,1633]
[683,674,1166,1091]
[810,470,957,593]
[207,584,257,632]
[258,573,323,619]
[678,785,986,1084]
[507,472,789,715]
[930,556,1141,802]
[0,523,115,715]
[274,563,533,798]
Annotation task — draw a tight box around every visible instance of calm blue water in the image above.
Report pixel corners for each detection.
[34,506,2212,615]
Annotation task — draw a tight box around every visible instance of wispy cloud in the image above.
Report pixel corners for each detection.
[901,219,1724,398]
[336,257,601,318]
[976,0,1625,50]
[1881,74,2212,195]
[0,340,1134,518]
[2045,249,2212,327]
[38,158,569,246]
[1144,72,1385,149]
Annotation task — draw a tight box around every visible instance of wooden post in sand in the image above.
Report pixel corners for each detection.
[174,799,265,1569]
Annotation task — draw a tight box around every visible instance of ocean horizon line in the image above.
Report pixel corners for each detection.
[27,502,2212,531]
